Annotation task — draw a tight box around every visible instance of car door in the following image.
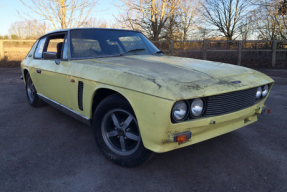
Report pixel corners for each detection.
[31,33,71,108]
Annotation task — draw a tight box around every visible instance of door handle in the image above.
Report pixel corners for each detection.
[36,69,41,74]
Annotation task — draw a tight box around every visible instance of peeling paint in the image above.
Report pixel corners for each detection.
[164,129,192,144]
[21,35,275,154]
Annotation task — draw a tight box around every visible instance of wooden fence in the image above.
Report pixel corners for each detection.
[152,40,287,68]
[1,39,287,68]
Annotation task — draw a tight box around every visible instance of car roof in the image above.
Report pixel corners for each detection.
[39,28,140,39]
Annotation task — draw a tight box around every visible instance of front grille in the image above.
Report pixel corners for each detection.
[203,88,257,117]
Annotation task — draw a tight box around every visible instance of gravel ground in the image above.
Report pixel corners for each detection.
[0,67,286,192]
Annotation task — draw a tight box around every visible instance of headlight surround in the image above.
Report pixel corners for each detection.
[191,98,204,117]
[256,86,262,99]
[172,101,188,122]
[262,84,269,97]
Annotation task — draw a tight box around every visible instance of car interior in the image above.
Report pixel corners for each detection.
[44,33,66,59]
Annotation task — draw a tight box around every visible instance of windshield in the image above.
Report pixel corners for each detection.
[70,29,160,59]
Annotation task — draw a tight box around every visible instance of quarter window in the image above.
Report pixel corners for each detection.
[62,37,68,60]
[27,40,38,57]
[34,38,46,58]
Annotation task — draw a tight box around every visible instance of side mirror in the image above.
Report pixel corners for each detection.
[43,52,57,60]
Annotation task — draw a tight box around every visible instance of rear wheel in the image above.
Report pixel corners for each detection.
[25,73,46,107]
[93,94,153,167]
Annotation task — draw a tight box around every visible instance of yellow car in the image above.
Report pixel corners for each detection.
[21,28,274,167]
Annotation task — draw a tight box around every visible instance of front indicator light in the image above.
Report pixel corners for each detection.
[174,132,192,143]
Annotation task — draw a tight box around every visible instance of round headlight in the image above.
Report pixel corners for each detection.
[172,101,187,121]
[191,98,204,117]
[256,86,262,99]
[262,85,269,97]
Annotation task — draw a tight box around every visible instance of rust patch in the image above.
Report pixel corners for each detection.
[163,129,192,144]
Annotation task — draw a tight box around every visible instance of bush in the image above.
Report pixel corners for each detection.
[11,35,19,40]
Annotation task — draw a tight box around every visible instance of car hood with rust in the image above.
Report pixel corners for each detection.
[70,55,274,100]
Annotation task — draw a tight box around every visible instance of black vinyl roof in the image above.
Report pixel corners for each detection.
[39,28,140,39]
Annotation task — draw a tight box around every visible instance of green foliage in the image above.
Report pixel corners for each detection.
[25,36,37,40]
[4,35,8,39]
[11,35,19,40]
[0,35,3,39]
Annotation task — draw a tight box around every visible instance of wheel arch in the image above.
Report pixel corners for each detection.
[91,87,137,121]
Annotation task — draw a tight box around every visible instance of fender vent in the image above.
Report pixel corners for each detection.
[78,81,84,111]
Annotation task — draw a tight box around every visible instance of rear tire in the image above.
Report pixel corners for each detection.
[92,94,154,167]
[25,73,46,107]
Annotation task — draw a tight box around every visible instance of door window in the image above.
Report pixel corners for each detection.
[34,38,46,58]
[44,33,67,59]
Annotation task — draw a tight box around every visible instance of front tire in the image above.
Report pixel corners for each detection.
[25,73,46,107]
[93,94,153,167]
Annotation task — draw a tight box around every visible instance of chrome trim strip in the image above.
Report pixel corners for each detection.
[37,93,91,126]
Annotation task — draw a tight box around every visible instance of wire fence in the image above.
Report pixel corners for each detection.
[1,40,287,68]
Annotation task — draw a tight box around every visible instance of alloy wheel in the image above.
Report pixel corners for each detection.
[101,109,141,156]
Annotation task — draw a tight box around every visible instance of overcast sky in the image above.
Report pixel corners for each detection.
[0,0,118,36]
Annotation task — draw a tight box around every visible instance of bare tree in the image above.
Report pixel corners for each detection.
[202,0,249,40]
[9,20,51,39]
[112,9,142,31]
[238,14,253,40]
[18,0,99,30]
[251,0,287,40]
[84,17,108,28]
[178,0,201,40]
[115,0,181,41]
[162,0,201,41]
[9,21,25,39]
[163,0,181,40]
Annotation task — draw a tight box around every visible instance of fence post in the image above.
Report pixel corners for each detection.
[203,40,207,60]
[272,40,277,67]
[237,40,243,66]
[0,40,4,63]
[170,40,174,56]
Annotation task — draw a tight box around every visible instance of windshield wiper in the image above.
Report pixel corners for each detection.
[120,48,146,56]
[153,50,164,55]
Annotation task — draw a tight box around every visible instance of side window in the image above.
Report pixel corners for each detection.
[27,40,38,57]
[34,38,46,58]
[44,34,66,59]
[47,38,63,53]
[62,37,68,60]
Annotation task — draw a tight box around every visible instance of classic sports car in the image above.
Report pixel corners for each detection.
[21,28,273,167]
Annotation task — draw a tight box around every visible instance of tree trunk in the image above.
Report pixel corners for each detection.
[59,0,66,28]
